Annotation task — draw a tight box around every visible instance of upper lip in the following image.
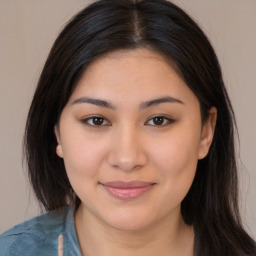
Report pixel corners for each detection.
[101,181,155,188]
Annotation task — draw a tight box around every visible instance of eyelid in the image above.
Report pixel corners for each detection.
[145,115,175,127]
[81,115,111,127]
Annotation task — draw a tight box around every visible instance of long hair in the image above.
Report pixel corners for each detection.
[24,0,256,255]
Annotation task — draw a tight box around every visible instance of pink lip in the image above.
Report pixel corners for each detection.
[101,181,155,200]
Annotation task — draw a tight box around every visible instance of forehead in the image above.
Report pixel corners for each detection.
[68,48,198,108]
[80,48,176,81]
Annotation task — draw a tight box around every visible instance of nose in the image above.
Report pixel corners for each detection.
[107,125,148,172]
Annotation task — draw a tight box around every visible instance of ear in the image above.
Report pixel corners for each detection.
[54,125,63,158]
[198,107,217,160]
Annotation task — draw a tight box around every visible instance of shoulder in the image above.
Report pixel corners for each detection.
[0,207,69,256]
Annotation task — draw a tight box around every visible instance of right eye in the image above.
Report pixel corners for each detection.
[81,116,111,127]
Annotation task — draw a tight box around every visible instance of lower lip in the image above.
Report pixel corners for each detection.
[102,184,155,200]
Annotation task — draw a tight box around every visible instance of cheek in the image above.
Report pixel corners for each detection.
[60,133,108,182]
[153,126,200,166]
[60,135,110,204]
[150,128,200,196]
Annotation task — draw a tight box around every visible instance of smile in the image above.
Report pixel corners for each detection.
[100,181,156,200]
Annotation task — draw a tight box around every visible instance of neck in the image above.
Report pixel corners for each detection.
[74,204,194,256]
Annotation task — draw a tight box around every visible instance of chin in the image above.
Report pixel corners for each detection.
[102,210,156,232]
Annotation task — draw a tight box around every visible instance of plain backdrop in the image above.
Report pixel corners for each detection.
[0,0,255,238]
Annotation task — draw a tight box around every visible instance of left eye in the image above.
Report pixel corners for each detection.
[82,116,111,126]
[145,116,174,126]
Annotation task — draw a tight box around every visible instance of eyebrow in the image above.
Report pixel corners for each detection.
[139,96,184,108]
[72,97,116,109]
[71,96,184,109]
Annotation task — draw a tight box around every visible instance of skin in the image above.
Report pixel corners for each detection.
[55,48,217,256]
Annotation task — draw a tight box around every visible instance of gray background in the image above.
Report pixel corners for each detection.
[0,0,255,238]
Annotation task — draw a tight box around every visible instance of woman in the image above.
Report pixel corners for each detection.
[0,0,255,255]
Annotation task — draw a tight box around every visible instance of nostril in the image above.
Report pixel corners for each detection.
[107,132,148,171]
[107,150,148,172]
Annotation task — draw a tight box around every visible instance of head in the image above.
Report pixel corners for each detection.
[25,0,237,233]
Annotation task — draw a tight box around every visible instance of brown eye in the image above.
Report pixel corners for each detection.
[152,117,164,125]
[82,116,111,127]
[92,117,104,125]
[146,116,174,126]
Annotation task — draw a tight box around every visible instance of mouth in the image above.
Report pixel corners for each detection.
[100,181,156,200]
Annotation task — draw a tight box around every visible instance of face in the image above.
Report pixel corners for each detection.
[55,48,216,231]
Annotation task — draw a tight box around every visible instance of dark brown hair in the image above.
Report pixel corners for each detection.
[24,0,256,255]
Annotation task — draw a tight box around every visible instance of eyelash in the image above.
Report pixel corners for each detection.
[81,115,175,128]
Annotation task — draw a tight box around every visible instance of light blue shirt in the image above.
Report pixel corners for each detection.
[0,206,82,256]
